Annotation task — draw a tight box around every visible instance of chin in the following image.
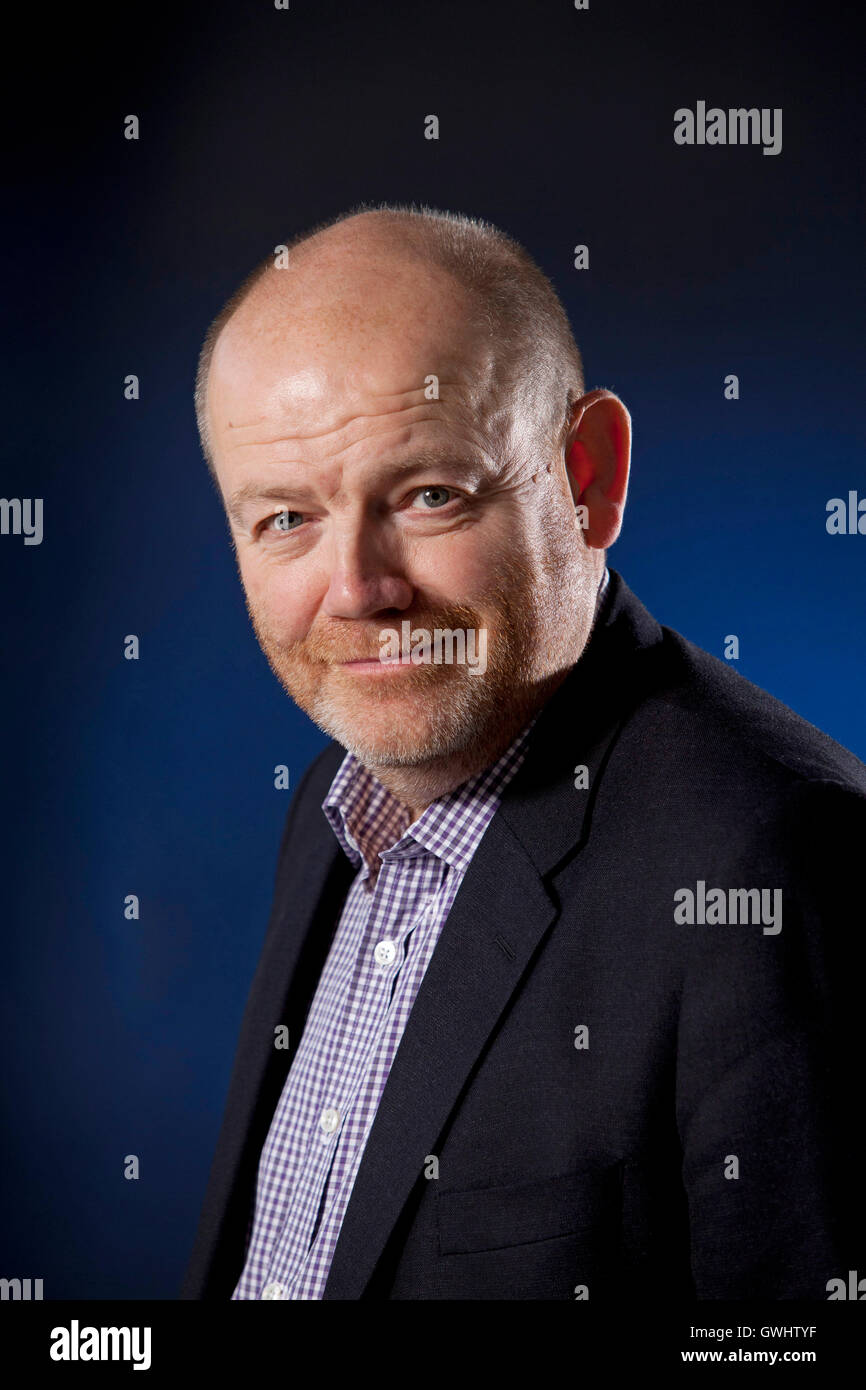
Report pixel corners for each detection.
[313,696,484,767]
[322,718,461,767]
[279,661,499,765]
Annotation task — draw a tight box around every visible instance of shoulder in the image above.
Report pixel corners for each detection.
[629,621,866,805]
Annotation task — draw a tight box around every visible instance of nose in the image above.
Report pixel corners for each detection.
[320,518,414,620]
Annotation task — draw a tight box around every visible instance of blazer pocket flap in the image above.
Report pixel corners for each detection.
[437,1163,623,1255]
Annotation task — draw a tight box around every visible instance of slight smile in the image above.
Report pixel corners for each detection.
[338,658,412,674]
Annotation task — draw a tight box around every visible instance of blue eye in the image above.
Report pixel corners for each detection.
[414,486,453,509]
[269,509,303,533]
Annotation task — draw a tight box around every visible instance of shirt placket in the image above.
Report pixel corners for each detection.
[263,852,426,1298]
[286,854,443,1298]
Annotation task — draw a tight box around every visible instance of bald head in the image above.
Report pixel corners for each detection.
[193,201,630,803]
[194,203,585,477]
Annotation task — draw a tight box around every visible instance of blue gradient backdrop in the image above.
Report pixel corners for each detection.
[1,0,862,1297]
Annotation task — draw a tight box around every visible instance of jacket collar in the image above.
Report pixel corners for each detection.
[496,566,665,876]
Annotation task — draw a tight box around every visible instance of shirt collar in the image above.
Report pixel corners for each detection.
[322,717,536,884]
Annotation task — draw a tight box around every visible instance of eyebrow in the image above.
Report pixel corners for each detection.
[225,449,491,522]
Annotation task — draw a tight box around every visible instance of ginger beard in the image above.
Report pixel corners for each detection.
[242,549,567,770]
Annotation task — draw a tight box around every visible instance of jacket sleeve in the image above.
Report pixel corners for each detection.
[675,777,866,1298]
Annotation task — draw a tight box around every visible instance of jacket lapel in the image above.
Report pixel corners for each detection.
[322,809,559,1299]
[322,571,666,1297]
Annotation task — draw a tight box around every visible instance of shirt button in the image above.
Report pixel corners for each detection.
[261,1282,287,1300]
[320,1106,340,1135]
[374,939,397,966]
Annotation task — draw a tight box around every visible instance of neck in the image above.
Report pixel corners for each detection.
[360,665,572,822]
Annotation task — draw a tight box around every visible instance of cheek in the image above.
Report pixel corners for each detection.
[239,556,320,642]
[414,530,502,602]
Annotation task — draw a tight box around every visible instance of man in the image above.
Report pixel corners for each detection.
[181,203,865,1301]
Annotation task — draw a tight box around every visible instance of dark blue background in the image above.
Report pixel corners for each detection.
[2,0,862,1298]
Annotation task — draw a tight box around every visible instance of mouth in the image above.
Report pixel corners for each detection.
[337,656,413,673]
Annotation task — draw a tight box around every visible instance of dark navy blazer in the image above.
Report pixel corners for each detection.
[181,569,866,1300]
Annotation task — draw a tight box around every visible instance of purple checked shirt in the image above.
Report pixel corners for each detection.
[232,569,609,1300]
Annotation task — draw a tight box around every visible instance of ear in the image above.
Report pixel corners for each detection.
[564,388,631,549]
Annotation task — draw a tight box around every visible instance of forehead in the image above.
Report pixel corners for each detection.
[207,253,505,438]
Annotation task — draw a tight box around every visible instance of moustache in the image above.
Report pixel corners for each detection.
[295,605,483,665]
